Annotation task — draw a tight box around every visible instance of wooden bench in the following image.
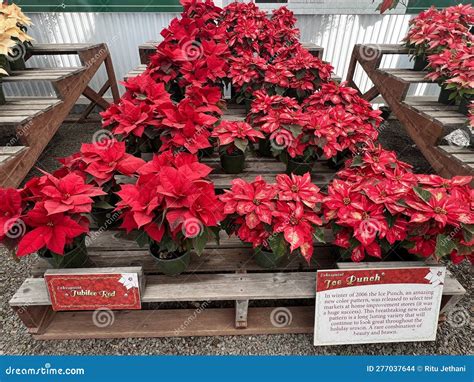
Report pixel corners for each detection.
[10,252,465,339]
[345,44,472,180]
[0,43,119,188]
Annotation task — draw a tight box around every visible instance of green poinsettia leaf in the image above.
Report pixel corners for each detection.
[413,186,432,203]
[93,201,114,210]
[268,233,287,258]
[233,138,248,153]
[434,234,456,259]
[313,227,325,243]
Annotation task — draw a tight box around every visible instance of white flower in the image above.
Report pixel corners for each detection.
[118,273,139,290]
[424,267,446,287]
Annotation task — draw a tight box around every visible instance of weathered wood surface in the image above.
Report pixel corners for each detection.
[345,43,473,179]
[32,306,314,340]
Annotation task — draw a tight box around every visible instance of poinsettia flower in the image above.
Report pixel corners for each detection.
[219,176,276,229]
[17,203,88,256]
[40,172,105,215]
[276,173,322,208]
[0,188,24,240]
[273,201,322,261]
[212,120,264,149]
[80,139,145,186]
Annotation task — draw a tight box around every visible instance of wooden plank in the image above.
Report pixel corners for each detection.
[378,69,432,84]
[0,154,13,164]
[0,146,27,155]
[438,145,473,155]
[452,153,474,163]
[32,306,314,340]
[31,246,337,276]
[2,67,86,82]
[29,43,103,55]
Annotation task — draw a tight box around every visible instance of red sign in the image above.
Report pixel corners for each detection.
[45,272,141,311]
[316,267,444,292]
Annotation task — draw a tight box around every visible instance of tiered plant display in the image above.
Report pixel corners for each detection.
[1,0,473,277]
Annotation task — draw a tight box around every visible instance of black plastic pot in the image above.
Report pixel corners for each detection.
[379,105,391,120]
[438,85,456,105]
[458,97,471,116]
[220,151,245,174]
[254,247,285,269]
[150,242,190,276]
[38,236,89,269]
[258,139,273,157]
[198,146,215,159]
[413,55,428,71]
[286,158,313,175]
[91,208,121,229]
[0,83,5,105]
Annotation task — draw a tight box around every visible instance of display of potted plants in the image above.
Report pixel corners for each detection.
[0,171,105,268]
[219,174,324,268]
[324,144,474,263]
[212,120,263,174]
[402,4,474,72]
[115,150,224,275]
[426,44,474,107]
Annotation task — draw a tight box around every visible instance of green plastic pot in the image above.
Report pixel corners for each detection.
[438,85,455,105]
[38,236,89,269]
[413,55,428,71]
[220,151,245,174]
[150,243,190,276]
[286,158,313,175]
[258,139,273,157]
[254,248,285,269]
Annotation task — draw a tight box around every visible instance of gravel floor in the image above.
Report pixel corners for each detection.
[0,118,472,355]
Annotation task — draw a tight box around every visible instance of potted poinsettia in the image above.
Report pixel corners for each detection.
[219,174,324,268]
[211,120,263,174]
[247,90,315,174]
[0,3,33,71]
[426,43,474,108]
[0,171,105,268]
[402,4,473,71]
[115,150,224,275]
[58,138,145,228]
[303,81,382,168]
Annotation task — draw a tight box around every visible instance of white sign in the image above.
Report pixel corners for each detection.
[314,267,446,346]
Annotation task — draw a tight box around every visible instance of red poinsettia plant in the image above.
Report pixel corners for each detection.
[212,120,263,155]
[0,171,105,258]
[148,0,230,90]
[303,81,382,161]
[324,144,474,264]
[403,4,474,60]
[115,150,224,255]
[426,43,474,103]
[219,174,324,263]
